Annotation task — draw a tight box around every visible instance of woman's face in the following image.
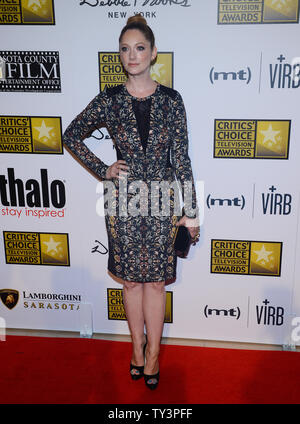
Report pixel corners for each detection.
[119,29,157,78]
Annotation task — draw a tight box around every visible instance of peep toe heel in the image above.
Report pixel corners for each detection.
[130,335,147,380]
[144,370,160,390]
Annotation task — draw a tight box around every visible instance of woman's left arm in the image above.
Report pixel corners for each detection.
[170,92,200,238]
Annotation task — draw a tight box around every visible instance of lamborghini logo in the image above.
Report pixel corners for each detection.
[0,289,19,310]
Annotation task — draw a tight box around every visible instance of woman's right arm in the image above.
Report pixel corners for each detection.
[63,93,110,180]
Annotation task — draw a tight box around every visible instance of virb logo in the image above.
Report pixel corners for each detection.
[256,299,284,326]
[262,185,292,215]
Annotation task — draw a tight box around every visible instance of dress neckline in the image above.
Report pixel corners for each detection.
[123,82,159,101]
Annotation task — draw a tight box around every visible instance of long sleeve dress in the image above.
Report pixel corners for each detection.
[63,83,198,285]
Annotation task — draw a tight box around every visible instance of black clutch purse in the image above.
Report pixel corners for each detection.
[174,225,192,258]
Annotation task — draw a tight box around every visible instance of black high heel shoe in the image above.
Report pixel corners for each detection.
[130,335,147,380]
[144,370,160,390]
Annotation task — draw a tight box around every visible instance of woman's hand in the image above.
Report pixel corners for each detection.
[106,160,129,179]
[176,215,200,244]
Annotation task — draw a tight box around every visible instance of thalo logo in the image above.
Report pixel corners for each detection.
[0,168,66,208]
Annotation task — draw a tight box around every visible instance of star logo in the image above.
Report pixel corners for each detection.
[31,117,62,153]
[269,0,294,13]
[42,236,61,256]
[40,233,69,265]
[27,0,41,9]
[250,241,282,276]
[34,120,54,141]
[253,244,274,265]
[151,63,165,79]
[260,124,281,145]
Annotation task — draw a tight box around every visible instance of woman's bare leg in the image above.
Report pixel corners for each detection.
[122,281,146,367]
[143,281,166,376]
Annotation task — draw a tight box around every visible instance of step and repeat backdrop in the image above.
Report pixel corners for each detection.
[1,0,300,346]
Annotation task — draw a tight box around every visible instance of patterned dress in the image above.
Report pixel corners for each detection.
[63,83,198,284]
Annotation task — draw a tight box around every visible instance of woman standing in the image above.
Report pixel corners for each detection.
[63,15,200,390]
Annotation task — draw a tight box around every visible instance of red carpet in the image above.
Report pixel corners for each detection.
[0,335,299,404]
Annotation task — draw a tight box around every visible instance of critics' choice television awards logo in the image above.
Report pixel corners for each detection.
[214,120,290,159]
[0,116,63,154]
[218,0,299,24]
[211,240,282,276]
[0,51,61,92]
[3,231,70,266]
[0,0,55,25]
[98,52,173,91]
[107,288,173,322]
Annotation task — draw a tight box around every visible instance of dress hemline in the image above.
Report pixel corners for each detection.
[107,269,176,286]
